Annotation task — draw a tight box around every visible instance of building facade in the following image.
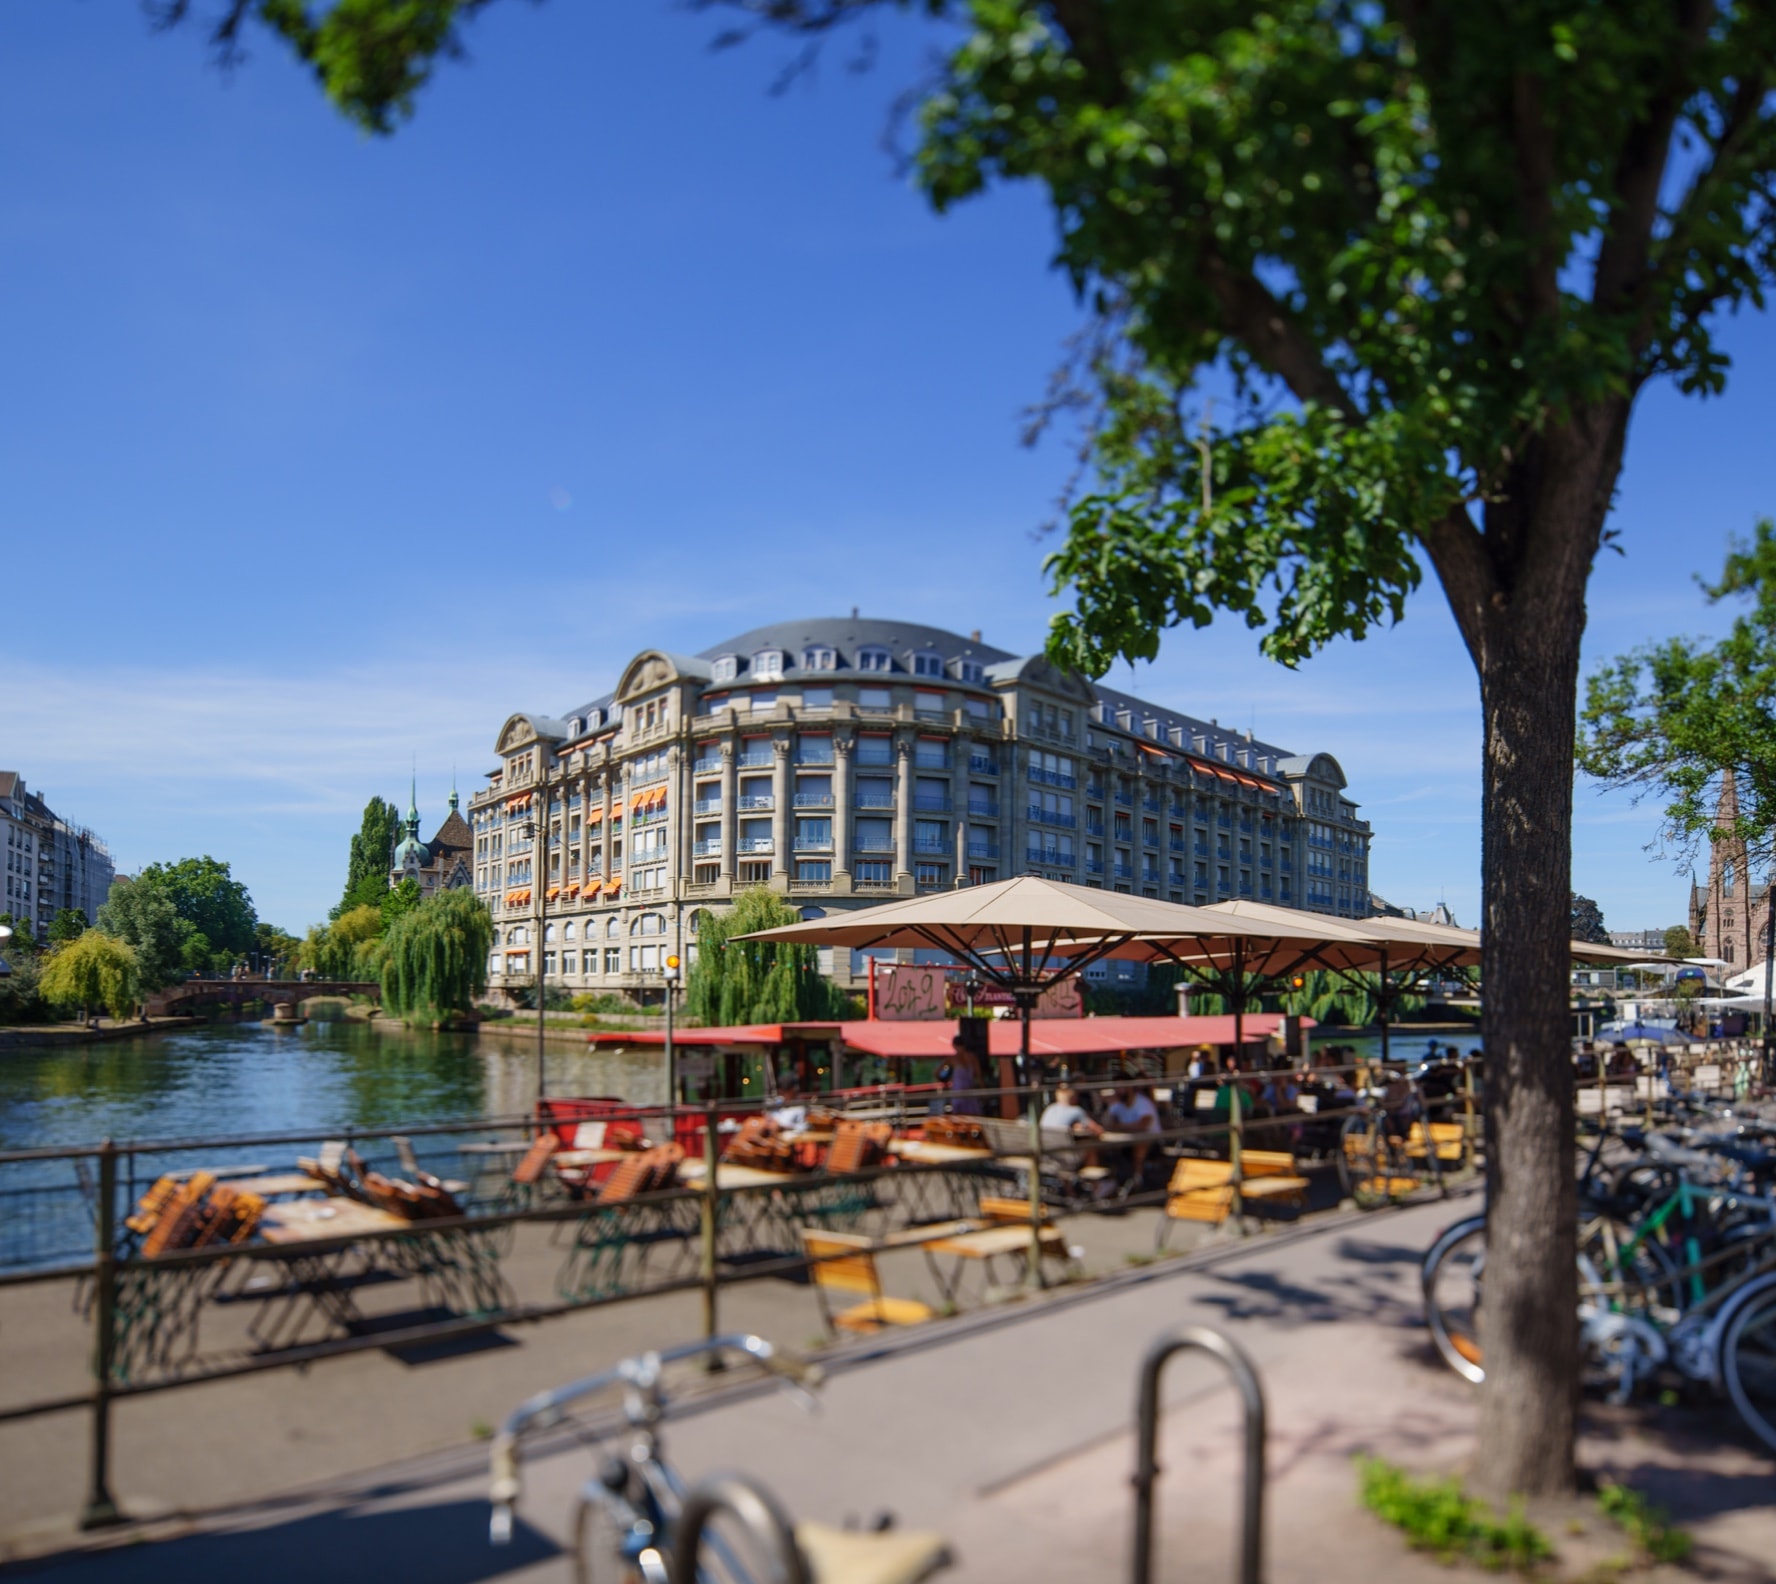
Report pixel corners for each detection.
[468,618,1375,995]
[1,772,115,939]
[389,780,475,898]
[1689,772,1770,968]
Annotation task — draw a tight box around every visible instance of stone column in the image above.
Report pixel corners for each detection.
[719,737,737,884]
[832,732,853,886]
[667,743,683,891]
[772,733,793,883]
[894,735,914,892]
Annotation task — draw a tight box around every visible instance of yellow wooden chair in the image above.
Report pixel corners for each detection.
[799,1229,934,1336]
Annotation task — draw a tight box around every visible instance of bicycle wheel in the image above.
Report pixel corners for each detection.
[571,1490,644,1584]
[1422,1215,1487,1383]
[1339,1114,1405,1209]
[1720,1281,1776,1454]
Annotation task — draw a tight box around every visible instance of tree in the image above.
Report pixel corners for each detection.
[1665,925,1697,960]
[40,932,140,1021]
[153,0,1776,1502]
[337,797,402,919]
[136,857,258,961]
[380,888,494,1024]
[254,922,303,976]
[300,903,385,980]
[1570,895,1611,947]
[380,876,422,932]
[0,913,35,950]
[47,909,88,945]
[683,889,848,1026]
[97,878,186,991]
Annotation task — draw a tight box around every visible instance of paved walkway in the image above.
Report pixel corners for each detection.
[6,1196,1772,1582]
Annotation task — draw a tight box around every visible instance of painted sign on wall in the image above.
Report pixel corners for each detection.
[874,964,1084,1021]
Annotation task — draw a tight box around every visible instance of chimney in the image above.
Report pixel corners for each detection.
[851,606,859,619]
[970,629,981,642]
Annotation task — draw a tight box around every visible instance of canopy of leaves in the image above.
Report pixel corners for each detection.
[254,921,303,971]
[1281,969,1426,1028]
[40,932,141,1020]
[683,889,849,1026]
[97,879,187,992]
[1570,893,1611,945]
[136,857,258,958]
[47,909,88,945]
[1664,924,1697,958]
[300,902,385,980]
[1578,520,1776,863]
[381,876,422,931]
[337,796,403,918]
[379,887,493,1023]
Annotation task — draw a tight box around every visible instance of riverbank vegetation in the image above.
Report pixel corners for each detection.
[683,887,854,1025]
[378,889,494,1026]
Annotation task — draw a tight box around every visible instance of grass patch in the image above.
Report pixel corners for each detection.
[1597,1480,1691,1565]
[1359,1458,1553,1573]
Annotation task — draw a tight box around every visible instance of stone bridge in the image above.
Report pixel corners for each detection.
[143,979,381,1019]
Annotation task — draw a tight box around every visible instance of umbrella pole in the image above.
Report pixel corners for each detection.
[1379,947,1391,1071]
[1763,897,1774,1089]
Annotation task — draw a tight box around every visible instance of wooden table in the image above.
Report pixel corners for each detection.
[226,1173,330,1199]
[677,1160,799,1190]
[257,1198,412,1244]
[921,1221,1069,1304]
[887,1140,995,1166]
[552,1147,639,1169]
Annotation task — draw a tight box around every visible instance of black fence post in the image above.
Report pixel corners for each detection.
[79,1141,123,1530]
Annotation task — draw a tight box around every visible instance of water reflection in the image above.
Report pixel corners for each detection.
[0,1018,667,1152]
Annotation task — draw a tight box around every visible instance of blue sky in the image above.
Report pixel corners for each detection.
[3,3,1772,935]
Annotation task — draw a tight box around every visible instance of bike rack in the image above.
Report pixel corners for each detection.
[668,1472,811,1584]
[1131,1323,1268,1584]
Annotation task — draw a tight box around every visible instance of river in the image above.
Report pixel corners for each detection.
[0,1015,666,1155]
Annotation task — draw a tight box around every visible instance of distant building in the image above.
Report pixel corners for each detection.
[0,772,115,938]
[469,615,1377,997]
[389,778,474,898]
[1690,772,1770,966]
[1370,894,1460,927]
[1608,929,1671,954]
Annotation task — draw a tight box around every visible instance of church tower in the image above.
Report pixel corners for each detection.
[1690,771,1769,968]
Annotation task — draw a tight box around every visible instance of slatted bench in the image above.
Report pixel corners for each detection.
[1155,1149,1310,1246]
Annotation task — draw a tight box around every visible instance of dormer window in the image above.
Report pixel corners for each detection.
[910,651,944,678]
[857,646,891,673]
[568,718,583,738]
[752,649,784,681]
[802,645,837,671]
[586,708,602,729]
[711,655,739,683]
[954,659,984,684]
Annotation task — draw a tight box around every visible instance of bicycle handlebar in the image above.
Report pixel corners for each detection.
[489,1333,822,1545]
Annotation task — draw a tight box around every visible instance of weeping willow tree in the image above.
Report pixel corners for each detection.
[40,931,140,1021]
[683,887,848,1027]
[1281,971,1427,1029]
[379,888,493,1026]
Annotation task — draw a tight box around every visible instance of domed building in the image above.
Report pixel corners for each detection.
[389,777,475,897]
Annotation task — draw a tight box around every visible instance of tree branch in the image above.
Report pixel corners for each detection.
[1592,0,1718,314]
[1418,505,1494,662]
[1512,68,1562,321]
[1198,250,1359,419]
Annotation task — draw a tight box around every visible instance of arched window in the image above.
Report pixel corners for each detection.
[802,646,837,671]
[711,655,738,683]
[1725,862,1737,894]
[688,908,707,937]
[563,921,576,940]
[607,916,621,938]
[857,646,891,672]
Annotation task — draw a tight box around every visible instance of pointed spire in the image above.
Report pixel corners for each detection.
[448,765,459,814]
[406,763,421,838]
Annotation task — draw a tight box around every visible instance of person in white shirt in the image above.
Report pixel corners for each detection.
[1103,1083,1160,1180]
[1038,1083,1102,1166]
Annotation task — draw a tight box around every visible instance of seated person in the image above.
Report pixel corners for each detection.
[1038,1082,1103,1166]
[767,1076,808,1134]
[1103,1083,1161,1180]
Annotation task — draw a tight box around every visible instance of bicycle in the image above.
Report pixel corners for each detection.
[1421,1123,1776,1451]
[489,1332,953,1584]
[1336,1069,1466,1210]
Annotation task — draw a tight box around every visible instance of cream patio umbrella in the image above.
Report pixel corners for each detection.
[736,875,1246,1084]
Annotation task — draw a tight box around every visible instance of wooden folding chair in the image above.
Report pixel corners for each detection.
[799,1228,934,1335]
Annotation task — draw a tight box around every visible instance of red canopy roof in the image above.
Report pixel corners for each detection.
[588,1014,1310,1056]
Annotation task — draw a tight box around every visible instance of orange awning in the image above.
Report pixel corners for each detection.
[583,878,602,895]
[547,885,561,899]
[586,804,604,824]
[629,793,649,814]
[606,874,623,894]
[651,787,668,808]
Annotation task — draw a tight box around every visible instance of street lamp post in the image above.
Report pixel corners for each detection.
[663,953,682,1108]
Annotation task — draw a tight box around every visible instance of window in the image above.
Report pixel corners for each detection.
[802,687,834,708]
[795,819,833,849]
[1725,862,1737,894]
[796,734,834,764]
[915,738,949,770]
[915,861,947,887]
[604,947,621,974]
[752,649,784,681]
[563,921,576,940]
[857,647,891,672]
[914,819,948,854]
[802,646,836,671]
[858,687,892,709]
[607,917,621,937]
[795,860,833,883]
[855,817,893,853]
[911,651,944,677]
[711,656,738,682]
[954,659,984,684]
[855,860,893,884]
[856,735,894,767]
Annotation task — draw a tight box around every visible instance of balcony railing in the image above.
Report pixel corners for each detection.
[692,758,721,777]
[855,837,895,853]
[1026,766,1077,790]
[968,755,999,776]
[1142,797,1162,813]
[913,794,950,813]
[1027,849,1076,868]
[967,841,999,860]
[1084,820,1105,838]
[1170,838,1187,853]
[693,839,722,857]
[793,792,834,808]
[793,837,833,852]
[693,798,722,816]
[855,791,895,809]
[1026,808,1077,829]
[735,837,775,854]
[967,801,999,820]
[912,837,950,855]
[1114,791,1133,807]
[737,751,774,769]
[855,752,894,770]
[1084,857,1105,875]
[1112,862,1134,880]
[735,794,774,811]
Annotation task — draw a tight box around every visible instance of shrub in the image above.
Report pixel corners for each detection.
[1358,1458,1551,1573]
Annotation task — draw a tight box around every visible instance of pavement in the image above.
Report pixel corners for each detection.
[4,1191,1771,1582]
